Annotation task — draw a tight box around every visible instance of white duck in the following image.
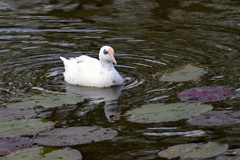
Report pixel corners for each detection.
[60,46,124,87]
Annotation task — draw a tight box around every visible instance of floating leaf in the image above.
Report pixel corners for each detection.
[157,142,228,159]
[0,119,54,137]
[0,147,82,160]
[154,64,206,82]
[188,111,240,126]
[216,148,240,160]
[0,108,36,122]
[0,137,33,156]
[6,94,84,109]
[125,103,212,123]
[35,126,118,146]
[178,86,236,102]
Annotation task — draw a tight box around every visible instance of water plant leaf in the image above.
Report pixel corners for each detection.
[157,142,228,159]
[35,126,118,146]
[0,137,33,156]
[0,119,54,137]
[154,64,206,82]
[0,147,82,160]
[188,111,240,126]
[125,103,212,123]
[216,148,240,160]
[178,86,236,102]
[0,108,36,122]
[6,93,84,109]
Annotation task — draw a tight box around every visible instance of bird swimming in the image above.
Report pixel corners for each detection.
[60,46,124,87]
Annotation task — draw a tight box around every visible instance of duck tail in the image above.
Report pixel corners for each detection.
[60,56,70,71]
[60,56,67,62]
[60,56,77,73]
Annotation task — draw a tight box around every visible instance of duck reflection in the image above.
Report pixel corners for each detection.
[64,84,123,121]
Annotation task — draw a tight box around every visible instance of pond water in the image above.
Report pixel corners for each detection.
[0,0,240,159]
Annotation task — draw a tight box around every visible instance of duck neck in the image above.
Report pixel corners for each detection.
[101,61,114,71]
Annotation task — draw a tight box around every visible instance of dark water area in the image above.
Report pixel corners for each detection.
[0,0,240,159]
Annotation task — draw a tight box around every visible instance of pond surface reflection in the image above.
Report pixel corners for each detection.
[0,0,240,159]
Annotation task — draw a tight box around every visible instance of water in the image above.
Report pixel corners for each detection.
[0,0,240,159]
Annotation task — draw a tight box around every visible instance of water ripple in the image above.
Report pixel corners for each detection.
[0,28,109,33]
[0,1,239,160]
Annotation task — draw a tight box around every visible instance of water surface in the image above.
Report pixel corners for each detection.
[0,0,240,159]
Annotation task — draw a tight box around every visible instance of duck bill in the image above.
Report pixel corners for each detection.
[108,47,117,64]
[109,55,117,65]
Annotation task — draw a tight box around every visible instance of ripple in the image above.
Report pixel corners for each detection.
[0,28,109,33]
[0,50,157,103]
[0,35,30,39]
[143,130,205,137]
[123,76,145,90]
[118,54,166,91]
[0,54,64,102]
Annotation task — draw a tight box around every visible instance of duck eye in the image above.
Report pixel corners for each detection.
[103,49,108,55]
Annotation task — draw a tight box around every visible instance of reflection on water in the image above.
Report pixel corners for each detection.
[65,84,123,102]
[0,0,240,159]
[65,84,123,121]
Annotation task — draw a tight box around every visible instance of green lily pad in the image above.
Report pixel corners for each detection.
[157,142,228,159]
[188,111,240,126]
[0,119,54,137]
[0,147,82,160]
[216,148,240,160]
[125,103,212,123]
[154,64,207,82]
[35,126,118,146]
[6,94,84,109]
[0,108,36,122]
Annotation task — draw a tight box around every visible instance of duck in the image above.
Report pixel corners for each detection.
[60,46,124,87]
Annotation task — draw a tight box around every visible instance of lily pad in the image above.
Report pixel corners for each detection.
[0,147,82,160]
[154,64,206,82]
[178,86,236,102]
[188,110,240,126]
[0,137,33,156]
[216,148,240,160]
[35,126,118,146]
[0,108,36,122]
[6,93,84,109]
[157,142,228,159]
[125,103,212,123]
[0,119,54,137]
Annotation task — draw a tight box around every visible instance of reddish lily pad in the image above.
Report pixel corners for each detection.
[0,147,82,160]
[0,108,36,122]
[35,126,118,146]
[0,137,33,156]
[188,111,240,126]
[178,86,236,102]
[157,142,228,159]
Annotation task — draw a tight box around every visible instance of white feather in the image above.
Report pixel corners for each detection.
[60,46,124,87]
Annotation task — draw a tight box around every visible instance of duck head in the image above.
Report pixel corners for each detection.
[99,46,117,65]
